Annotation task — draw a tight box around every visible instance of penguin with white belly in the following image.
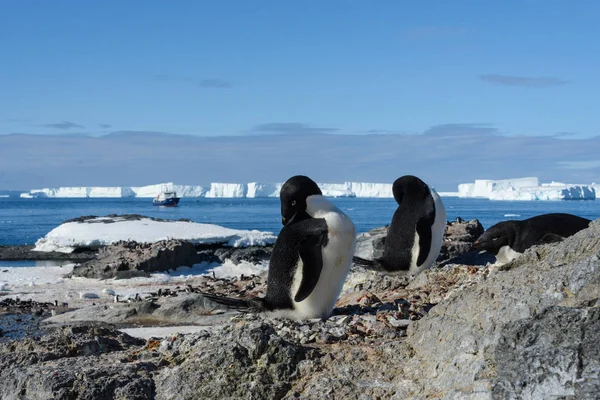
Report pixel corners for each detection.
[203,175,356,320]
[353,175,447,277]
[472,213,591,264]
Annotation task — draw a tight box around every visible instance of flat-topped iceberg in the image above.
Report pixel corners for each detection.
[33,215,277,253]
[20,181,398,198]
[458,177,597,200]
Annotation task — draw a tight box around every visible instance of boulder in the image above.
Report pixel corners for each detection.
[69,239,200,279]
[355,218,492,267]
[437,218,494,265]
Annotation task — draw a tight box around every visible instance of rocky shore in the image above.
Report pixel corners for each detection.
[1,217,599,399]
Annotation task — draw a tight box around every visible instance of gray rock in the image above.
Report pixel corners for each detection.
[3,218,600,399]
[44,293,237,327]
[493,307,600,399]
[355,218,491,267]
[155,323,311,400]
[403,218,600,398]
[69,239,201,279]
[0,324,154,400]
[214,246,273,265]
[437,218,490,265]
[354,226,388,260]
[0,245,96,262]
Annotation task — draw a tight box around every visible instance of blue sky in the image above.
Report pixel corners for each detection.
[1,1,599,190]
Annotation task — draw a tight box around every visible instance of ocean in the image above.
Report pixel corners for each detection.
[1,197,600,247]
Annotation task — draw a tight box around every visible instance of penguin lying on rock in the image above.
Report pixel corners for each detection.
[472,213,591,264]
[202,175,356,320]
[353,175,447,277]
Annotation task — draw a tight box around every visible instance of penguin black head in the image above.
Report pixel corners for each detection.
[280,175,322,226]
[392,175,430,205]
[472,221,516,255]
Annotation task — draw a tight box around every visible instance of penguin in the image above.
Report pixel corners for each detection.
[472,213,591,264]
[353,175,447,277]
[202,175,356,320]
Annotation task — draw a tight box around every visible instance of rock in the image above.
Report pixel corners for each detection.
[214,246,272,265]
[69,239,201,279]
[437,218,491,265]
[3,218,600,399]
[0,245,95,262]
[43,293,236,326]
[354,226,387,260]
[155,323,312,399]
[403,218,600,398]
[0,324,154,400]
[493,307,600,399]
[354,218,491,268]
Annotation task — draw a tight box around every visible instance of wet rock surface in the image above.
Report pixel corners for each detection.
[1,218,600,399]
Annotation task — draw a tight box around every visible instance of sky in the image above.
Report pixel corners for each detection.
[1,0,599,190]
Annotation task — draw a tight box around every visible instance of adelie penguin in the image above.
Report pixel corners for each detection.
[473,213,591,264]
[202,175,356,320]
[353,175,447,277]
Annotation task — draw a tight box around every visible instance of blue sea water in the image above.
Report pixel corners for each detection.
[0,197,599,247]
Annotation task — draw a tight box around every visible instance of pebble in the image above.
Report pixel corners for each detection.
[387,316,410,328]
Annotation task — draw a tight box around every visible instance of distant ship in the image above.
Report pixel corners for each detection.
[152,190,180,207]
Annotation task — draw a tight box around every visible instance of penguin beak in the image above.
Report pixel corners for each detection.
[472,240,480,249]
[282,212,298,226]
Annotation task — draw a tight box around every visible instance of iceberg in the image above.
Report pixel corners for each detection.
[20,181,397,198]
[247,182,281,198]
[205,183,248,198]
[458,177,597,200]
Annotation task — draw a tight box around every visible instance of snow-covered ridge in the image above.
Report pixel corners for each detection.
[33,216,277,253]
[458,177,597,200]
[20,182,397,198]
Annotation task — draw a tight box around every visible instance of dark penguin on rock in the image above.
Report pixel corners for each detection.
[202,175,356,320]
[472,213,591,264]
[353,175,447,277]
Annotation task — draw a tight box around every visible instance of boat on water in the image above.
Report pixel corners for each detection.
[152,191,180,207]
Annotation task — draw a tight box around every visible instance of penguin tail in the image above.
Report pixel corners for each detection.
[200,292,266,313]
[352,256,388,273]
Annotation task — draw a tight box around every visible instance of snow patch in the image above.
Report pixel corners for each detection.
[33,216,277,253]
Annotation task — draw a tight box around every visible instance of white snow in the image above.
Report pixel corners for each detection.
[0,260,268,310]
[20,181,398,198]
[33,216,277,253]
[458,177,597,201]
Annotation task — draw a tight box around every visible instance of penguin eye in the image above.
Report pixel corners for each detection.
[291,200,296,206]
[492,237,498,241]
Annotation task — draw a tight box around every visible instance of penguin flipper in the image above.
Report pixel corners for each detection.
[200,293,266,313]
[293,219,328,303]
[416,202,435,266]
[536,233,565,245]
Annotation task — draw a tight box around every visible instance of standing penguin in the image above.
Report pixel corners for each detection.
[353,175,447,277]
[472,213,591,264]
[203,175,356,320]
